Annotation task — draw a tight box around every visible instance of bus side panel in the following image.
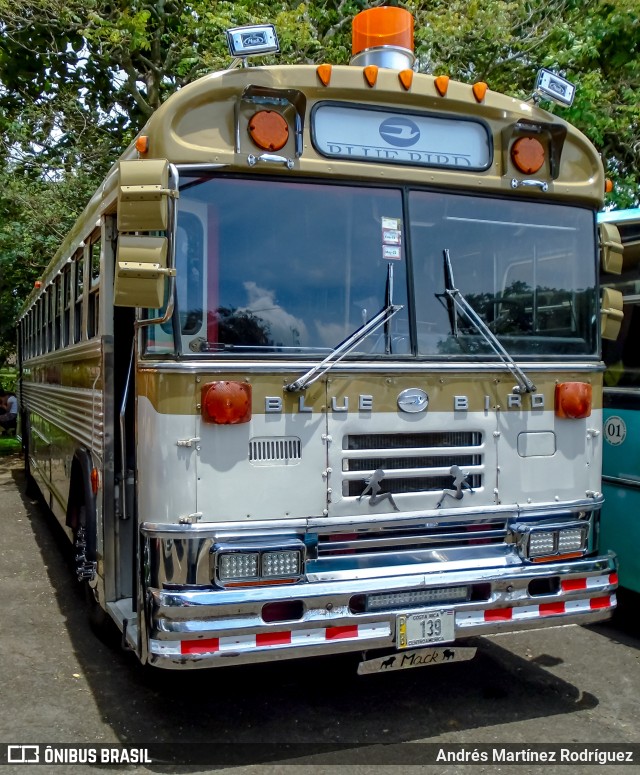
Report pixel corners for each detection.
[601,482,640,593]
[136,395,198,523]
[602,405,640,593]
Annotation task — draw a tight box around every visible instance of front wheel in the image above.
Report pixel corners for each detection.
[73,510,115,641]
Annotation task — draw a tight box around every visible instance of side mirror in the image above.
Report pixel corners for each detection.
[115,159,178,308]
[118,159,172,232]
[599,222,623,275]
[601,287,624,341]
[114,236,174,309]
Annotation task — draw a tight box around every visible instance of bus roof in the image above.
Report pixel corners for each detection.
[598,208,640,225]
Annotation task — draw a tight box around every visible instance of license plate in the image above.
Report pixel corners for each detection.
[397,609,455,648]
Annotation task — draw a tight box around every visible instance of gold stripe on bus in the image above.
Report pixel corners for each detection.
[136,370,602,414]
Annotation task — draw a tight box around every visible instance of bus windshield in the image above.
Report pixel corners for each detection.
[145,175,597,359]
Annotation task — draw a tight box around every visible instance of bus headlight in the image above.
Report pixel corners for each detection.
[219,552,260,581]
[262,550,301,578]
[512,522,588,562]
[212,539,305,586]
[528,530,556,558]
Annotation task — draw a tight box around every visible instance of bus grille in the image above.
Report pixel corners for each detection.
[342,431,483,497]
[318,518,506,557]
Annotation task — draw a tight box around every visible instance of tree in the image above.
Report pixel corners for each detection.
[0,1,639,362]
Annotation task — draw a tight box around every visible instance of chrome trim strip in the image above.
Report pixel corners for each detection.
[150,554,615,608]
[138,360,603,374]
[602,474,640,490]
[141,498,602,537]
[21,382,104,457]
[22,338,102,366]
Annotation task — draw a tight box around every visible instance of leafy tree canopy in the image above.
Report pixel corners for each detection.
[0,0,638,361]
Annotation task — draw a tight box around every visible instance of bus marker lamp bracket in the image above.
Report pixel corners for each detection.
[226,25,279,68]
[534,68,576,108]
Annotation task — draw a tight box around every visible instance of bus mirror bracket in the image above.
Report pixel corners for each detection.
[601,287,624,341]
[599,222,624,275]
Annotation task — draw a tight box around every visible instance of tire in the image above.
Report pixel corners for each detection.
[23,445,38,498]
[73,506,116,643]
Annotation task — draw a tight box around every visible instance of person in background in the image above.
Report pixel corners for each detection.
[0,389,18,433]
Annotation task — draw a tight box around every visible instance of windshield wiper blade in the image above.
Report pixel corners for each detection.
[285,264,403,392]
[441,249,536,394]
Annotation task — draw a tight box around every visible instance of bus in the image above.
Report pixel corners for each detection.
[598,208,640,595]
[17,6,620,672]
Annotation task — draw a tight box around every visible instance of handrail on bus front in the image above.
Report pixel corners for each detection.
[119,342,135,522]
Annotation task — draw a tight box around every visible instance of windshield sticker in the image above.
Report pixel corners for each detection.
[382,217,402,260]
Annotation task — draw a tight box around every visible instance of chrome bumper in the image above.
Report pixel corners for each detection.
[144,550,617,669]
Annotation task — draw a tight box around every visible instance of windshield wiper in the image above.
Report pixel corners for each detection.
[440,249,536,394]
[285,263,404,392]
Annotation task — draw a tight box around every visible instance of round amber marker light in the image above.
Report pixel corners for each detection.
[511,137,545,175]
[248,110,289,152]
[202,381,252,425]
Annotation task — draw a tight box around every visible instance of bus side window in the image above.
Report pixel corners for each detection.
[88,239,100,339]
[54,277,61,350]
[37,298,43,355]
[74,248,85,342]
[178,215,203,337]
[63,265,71,346]
[43,288,51,353]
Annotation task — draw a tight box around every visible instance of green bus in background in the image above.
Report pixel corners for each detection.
[599,208,640,595]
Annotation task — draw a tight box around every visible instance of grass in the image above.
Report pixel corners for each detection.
[0,435,20,456]
[0,367,19,456]
[0,366,16,393]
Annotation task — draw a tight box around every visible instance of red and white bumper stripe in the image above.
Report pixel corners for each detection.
[457,593,616,626]
[150,622,391,657]
[458,573,616,628]
[562,572,618,592]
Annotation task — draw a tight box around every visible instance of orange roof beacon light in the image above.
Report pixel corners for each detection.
[351,6,415,71]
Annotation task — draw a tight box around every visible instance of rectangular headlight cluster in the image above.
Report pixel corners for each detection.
[213,540,304,585]
[518,523,588,561]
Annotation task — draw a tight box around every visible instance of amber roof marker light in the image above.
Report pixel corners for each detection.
[351,6,415,71]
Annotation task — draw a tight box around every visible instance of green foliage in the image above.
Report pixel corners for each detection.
[0,0,638,362]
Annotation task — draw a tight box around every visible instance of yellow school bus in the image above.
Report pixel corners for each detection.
[17,7,620,672]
